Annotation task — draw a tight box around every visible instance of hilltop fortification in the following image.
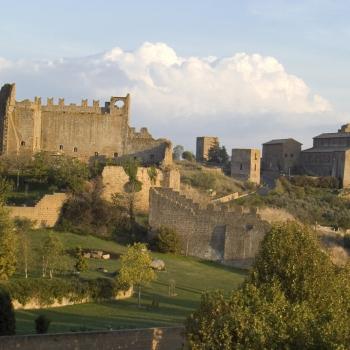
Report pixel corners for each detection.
[0,83,172,165]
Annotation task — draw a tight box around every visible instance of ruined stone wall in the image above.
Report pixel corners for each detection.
[0,327,185,350]
[0,83,172,165]
[102,166,180,212]
[231,148,261,184]
[196,136,219,162]
[6,193,67,228]
[149,188,268,267]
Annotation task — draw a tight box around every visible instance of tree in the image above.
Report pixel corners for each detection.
[186,222,350,349]
[74,247,88,272]
[122,158,142,224]
[14,218,34,278]
[0,177,13,204]
[173,145,184,161]
[35,315,51,334]
[208,144,229,165]
[154,226,181,253]
[41,235,64,278]
[0,287,15,336]
[182,151,195,162]
[117,243,156,307]
[0,207,17,280]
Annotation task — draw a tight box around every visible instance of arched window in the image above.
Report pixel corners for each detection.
[95,152,99,157]
[20,141,25,147]
[114,152,119,158]
[73,147,78,152]
[59,145,63,150]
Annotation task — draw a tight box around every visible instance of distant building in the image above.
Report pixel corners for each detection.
[196,136,219,162]
[301,124,350,187]
[231,148,260,184]
[262,138,302,175]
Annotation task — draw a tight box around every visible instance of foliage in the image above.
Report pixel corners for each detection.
[147,166,158,185]
[0,206,17,280]
[0,177,13,205]
[173,145,184,161]
[290,175,340,189]
[117,243,156,307]
[0,287,15,336]
[14,218,34,278]
[153,226,181,253]
[207,144,229,165]
[182,151,196,162]
[122,158,142,193]
[1,277,119,307]
[74,247,88,272]
[35,314,51,334]
[237,176,350,228]
[186,222,350,349]
[57,179,126,238]
[186,172,216,190]
[343,233,350,249]
[41,235,64,278]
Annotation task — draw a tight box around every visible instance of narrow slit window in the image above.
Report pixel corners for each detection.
[59,145,63,150]
[73,147,78,152]
[21,141,25,147]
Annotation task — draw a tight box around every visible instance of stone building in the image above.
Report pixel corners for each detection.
[261,138,302,175]
[231,148,260,184]
[149,187,269,267]
[300,124,350,187]
[196,136,219,162]
[0,83,172,165]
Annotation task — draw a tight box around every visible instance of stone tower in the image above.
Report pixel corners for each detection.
[231,148,261,184]
[196,136,219,162]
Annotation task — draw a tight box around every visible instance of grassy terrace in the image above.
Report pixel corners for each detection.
[15,230,246,334]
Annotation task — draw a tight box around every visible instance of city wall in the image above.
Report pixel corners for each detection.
[5,193,67,228]
[102,166,180,212]
[149,188,269,267]
[0,326,186,350]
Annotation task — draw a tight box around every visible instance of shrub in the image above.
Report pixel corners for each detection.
[35,315,51,334]
[153,226,181,253]
[344,233,350,249]
[189,172,216,190]
[182,151,195,162]
[0,287,15,336]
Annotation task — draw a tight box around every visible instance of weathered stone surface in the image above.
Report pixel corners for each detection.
[0,83,172,166]
[231,148,260,184]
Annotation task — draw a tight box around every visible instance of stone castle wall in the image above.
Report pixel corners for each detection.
[102,166,180,212]
[149,188,268,267]
[0,327,185,350]
[0,83,172,165]
[6,193,67,228]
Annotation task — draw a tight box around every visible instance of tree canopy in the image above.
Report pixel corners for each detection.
[186,221,350,349]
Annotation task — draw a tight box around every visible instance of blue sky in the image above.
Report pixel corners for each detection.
[0,0,349,150]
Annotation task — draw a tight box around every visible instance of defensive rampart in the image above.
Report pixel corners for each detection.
[6,193,67,228]
[149,188,269,267]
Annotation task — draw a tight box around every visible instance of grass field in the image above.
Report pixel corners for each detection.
[14,229,246,334]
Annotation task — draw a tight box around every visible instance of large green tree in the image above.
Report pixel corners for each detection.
[186,222,350,349]
[117,243,156,307]
[41,235,64,278]
[0,287,15,336]
[0,207,17,280]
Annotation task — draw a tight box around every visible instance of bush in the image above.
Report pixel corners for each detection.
[182,151,195,162]
[188,172,216,190]
[35,315,51,334]
[0,287,15,336]
[153,226,181,253]
[344,233,350,249]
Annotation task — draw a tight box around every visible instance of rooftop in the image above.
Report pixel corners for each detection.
[263,138,302,145]
[314,132,350,139]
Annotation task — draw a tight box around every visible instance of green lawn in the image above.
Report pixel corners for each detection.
[14,229,246,334]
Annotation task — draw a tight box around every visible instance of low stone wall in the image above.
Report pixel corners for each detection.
[6,193,67,228]
[0,326,186,350]
[12,287,133,310]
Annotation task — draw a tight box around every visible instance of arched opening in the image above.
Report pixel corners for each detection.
[114,100,124,108]
[95,152,99,157]
[59,145,63,150]
[114,152,119,158]
[73,147,78,152]
[20,141,25,147]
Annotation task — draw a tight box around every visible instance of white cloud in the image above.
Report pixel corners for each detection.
[0,42,335,149]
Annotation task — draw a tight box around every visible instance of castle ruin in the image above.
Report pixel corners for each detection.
[231,148,261,184]
[0,83,172,165]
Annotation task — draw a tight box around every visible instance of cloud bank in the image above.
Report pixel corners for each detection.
[0,42,334,149]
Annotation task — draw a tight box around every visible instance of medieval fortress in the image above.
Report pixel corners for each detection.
[1,82,349,267]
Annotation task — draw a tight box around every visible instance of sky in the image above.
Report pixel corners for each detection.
[0,0,349,151]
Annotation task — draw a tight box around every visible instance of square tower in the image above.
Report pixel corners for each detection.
[196,136,219,162]
[231,148,261,184]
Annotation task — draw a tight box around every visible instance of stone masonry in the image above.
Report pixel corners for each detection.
[231,148,261,184]
[6,193,67,228]
[0,83,172,165]
[102,166,180,212]
[149,188,269,267]
[196,136,219,162]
